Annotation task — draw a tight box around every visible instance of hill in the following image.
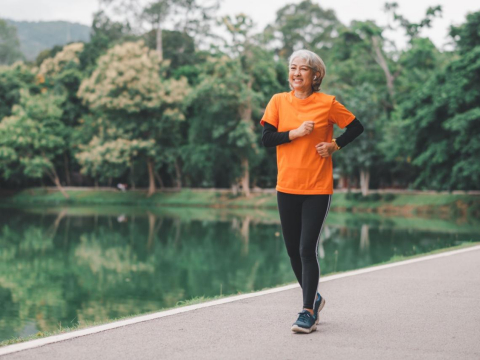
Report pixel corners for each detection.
[4,19,90,61]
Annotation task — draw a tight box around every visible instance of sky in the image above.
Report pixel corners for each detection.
[1,0,479,50]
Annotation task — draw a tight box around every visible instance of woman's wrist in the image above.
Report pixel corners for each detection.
[289,129,298,140]
[332,138,341,151]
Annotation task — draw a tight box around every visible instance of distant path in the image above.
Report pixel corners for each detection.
[2,246,480,359]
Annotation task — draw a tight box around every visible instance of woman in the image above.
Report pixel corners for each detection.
[260,49,364,334]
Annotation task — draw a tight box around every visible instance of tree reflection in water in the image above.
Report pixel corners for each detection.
[0,206,477,342]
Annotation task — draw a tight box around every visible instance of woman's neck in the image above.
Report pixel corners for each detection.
[294,88,313,99]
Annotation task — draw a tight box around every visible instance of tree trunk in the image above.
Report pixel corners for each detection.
[147,158,156,197]
[154,171,164,189]
[63,152,71,186]
[371,36,396,106]
[47,167,69,199]
[360,169,370,196]
[156,26,163,61]
[237,77,254,198]
[130,162,135,190]
[174,158,182,189]
[240,157,250,198]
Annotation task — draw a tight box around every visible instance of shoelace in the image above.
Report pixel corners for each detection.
[297,310,312,323]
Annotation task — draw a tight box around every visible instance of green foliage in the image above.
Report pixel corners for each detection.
[395,37,442,103]
[144,29,196,72]
[184,56,254,186]
[384,2,442,40]
[77,40,189,187]
[78,11,132,74]
[0,90,66,182]
[450,11,480,54]
[383,11,480,190]
[0,62,38,120]
[76,138,155,182]
[333,83,383,175]
[0,5,479,192]
[264,0,342,59]
[35,45,63,67]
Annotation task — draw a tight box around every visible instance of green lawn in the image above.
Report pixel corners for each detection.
[1,188,479,217]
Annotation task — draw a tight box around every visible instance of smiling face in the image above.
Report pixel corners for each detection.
[289,57,318,93]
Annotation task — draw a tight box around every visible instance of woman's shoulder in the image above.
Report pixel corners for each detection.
[271,92,291,100]
[266,92,292,106]
[313,92,335,102]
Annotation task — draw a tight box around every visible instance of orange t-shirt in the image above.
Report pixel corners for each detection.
[260,91,355,195]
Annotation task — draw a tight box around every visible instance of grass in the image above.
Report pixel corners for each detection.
[2,188,479,218]
[0,294,232,348]
[2,240,478,348]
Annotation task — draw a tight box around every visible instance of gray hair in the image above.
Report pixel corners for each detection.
[288,50,327,92]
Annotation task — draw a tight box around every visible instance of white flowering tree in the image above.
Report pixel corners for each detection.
[77,40,189,196]
[38,43,84,77]
[75,137,155,187]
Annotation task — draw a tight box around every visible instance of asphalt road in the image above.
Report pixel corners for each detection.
[3,247,480,360]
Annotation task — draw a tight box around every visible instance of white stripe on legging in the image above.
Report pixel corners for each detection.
[313,194,332,308]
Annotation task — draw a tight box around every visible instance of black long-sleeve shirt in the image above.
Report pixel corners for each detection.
[261,118,364,148]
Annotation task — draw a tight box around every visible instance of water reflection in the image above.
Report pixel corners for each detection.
[0,206,478,343]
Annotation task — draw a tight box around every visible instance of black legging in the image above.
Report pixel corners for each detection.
[277,191,332,309]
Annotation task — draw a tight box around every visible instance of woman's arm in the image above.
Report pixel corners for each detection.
[262,121,315,147]
[261,122,291,147]
[335,118,364,148]
[316,118,364,157]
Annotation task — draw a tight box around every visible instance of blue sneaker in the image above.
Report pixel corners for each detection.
[313,292,326,324]
[291,310,317,333]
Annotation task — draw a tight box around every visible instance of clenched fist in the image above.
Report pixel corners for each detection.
[289,121,314,140]
[315,142,337,158]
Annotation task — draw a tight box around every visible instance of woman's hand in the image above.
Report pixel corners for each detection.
[315,142,337,158]
[289,121,314,140]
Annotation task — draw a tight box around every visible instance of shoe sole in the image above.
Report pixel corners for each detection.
[315,297,326,325]
[291,324,317,334]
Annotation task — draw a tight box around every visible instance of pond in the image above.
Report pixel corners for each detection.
[0,206,478,343]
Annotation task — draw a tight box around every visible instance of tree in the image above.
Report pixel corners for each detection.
[381,11,480,190]
[262,0,341,60]
[184,55,255,190]
[0,90,69,197]
[0,19,23,65]
[79,11,133,74]
[75,137,155,187]
[77,41,189,195]
[101,0,218,61]
[185,14,284,195]
[384,2,442,41]
[333,84,382,195]
[38,43,84,77]
[142,0,171,60]
[0,62,38,120]
[36,42,88,186]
